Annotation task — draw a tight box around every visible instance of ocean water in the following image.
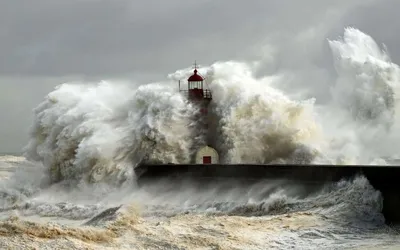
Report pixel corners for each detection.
[1,27,400,249]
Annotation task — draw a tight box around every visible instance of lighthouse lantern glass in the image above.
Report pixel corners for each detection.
[189,81,203,90]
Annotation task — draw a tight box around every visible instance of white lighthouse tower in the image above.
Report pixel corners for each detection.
[178,62,219,164]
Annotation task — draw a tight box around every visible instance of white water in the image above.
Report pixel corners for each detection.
[1,27,400,249]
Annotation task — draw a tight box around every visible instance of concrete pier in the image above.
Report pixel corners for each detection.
[135,164,400,224]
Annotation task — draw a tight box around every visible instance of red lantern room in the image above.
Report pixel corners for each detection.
[183,62,212,101]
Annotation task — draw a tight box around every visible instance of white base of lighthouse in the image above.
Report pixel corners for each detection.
[195,146,219,164]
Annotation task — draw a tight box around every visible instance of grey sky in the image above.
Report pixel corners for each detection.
[0,0,398,153]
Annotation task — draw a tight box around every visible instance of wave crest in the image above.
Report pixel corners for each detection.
[24,82,198,185]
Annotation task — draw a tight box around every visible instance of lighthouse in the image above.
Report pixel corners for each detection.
[178,62,219,164]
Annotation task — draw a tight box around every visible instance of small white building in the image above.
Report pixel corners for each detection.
[195,146,219,164]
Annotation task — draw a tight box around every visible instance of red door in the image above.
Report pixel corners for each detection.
[203,156,212,164]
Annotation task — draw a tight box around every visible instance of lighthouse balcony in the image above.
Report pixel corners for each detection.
[179,89,212,100]
[203,89,212,99]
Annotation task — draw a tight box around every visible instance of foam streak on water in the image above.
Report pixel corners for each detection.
[1,27,400,249]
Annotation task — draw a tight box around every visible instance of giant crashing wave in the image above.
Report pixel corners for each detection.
[23,27,400,186]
